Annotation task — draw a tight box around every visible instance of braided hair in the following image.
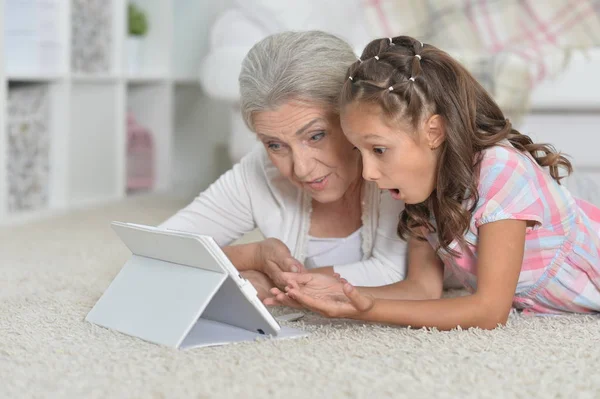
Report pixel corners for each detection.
[341,36,572,255]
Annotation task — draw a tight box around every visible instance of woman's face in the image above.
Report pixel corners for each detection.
[340,102,444,205]
[253,100,361,203]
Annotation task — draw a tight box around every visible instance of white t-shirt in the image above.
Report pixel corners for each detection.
[305,228,363,269]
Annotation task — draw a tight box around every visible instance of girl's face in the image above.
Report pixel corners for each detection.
[340,102,445,204]
[253,100,361,204]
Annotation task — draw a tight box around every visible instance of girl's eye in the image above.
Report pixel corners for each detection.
[310,132,325,142]
[373,147,387,155]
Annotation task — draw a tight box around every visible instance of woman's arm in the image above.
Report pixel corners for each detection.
[159,147,261,246]
[221,242,263,272]
[288,219,526,330]
[223,238,305,286]
[160,147,300,279]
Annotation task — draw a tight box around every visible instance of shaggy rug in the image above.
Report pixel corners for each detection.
[1,195,599,399]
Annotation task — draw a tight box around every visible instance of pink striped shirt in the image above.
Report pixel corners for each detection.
[427,144,600,314]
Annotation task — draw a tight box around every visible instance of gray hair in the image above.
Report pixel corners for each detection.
[239,31,357,131]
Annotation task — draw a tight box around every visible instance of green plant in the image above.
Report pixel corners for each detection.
[128,3,148,36]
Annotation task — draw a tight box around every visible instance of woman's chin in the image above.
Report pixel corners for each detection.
[309,189,344,204]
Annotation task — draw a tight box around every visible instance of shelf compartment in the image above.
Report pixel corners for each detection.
[68,82,124,206]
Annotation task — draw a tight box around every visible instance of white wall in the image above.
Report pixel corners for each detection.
[171,0,235,199]
[519,48,600,205]
[529,48,600,111]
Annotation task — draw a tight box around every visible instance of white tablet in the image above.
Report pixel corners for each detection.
[85,222,306,349]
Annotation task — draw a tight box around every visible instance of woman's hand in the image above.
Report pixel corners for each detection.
[240,270,275,301]
[255,238,305,289]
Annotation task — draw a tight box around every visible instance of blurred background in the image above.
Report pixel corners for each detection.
[1,0,599,226]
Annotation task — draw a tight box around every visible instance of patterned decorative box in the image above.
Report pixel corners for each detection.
[71,0,113,74]
[6,84,51,212]
[4,0,62,75]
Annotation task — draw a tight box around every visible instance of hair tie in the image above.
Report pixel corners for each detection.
[348,76,353,81]
[389,38,394,45]
[374,55,380,61]
[415,54,422,60]
[388,86,394,91]
[419,41,424,47]
[409,77,415,82]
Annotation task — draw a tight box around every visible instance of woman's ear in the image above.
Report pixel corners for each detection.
[425,114,446,150]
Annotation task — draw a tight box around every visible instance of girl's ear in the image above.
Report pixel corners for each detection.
[425,114,446,150]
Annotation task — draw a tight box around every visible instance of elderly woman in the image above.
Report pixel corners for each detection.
[160,31,407,298]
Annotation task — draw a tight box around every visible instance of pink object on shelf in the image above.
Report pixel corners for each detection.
[126,112,155,191]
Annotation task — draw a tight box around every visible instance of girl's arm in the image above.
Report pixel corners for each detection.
[357,236,445,300]
[270,236,443,307]
[287,219,526,330]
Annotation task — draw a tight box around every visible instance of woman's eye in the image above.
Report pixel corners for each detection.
[373,147,387,155]
[310,132,325,142]
[267,142,282,151]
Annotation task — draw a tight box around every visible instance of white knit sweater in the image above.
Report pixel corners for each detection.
[160,145,408,286]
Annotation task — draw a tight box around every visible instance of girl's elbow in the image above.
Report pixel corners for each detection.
[429,285,444,300]
[476,318,506,330]
[421,281,443,300]
[476,307,510,330]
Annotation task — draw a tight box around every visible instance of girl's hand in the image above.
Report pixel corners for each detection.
[263,272,344,308]
[266,273,375,318]
[287,279,375,318]
[256,238,305,289]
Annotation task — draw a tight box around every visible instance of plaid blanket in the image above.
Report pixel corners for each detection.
[362,0,600,122]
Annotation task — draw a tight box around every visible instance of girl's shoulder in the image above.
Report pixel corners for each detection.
[472,142,570,229]
[479,142,532,170]
[477,143,543,190]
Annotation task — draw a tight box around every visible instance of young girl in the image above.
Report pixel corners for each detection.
[265,35,600,330]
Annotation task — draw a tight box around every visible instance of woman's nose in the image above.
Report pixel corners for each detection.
[292,152,313,180]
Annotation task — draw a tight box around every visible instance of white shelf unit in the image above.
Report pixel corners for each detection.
[1,0,235,225]
[0,0,5,223]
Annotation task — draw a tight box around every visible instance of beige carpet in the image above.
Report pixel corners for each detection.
[2,195,600,399]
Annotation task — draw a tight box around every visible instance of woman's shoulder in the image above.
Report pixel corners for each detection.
[239,144,281,180]
[239,143,269,169]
